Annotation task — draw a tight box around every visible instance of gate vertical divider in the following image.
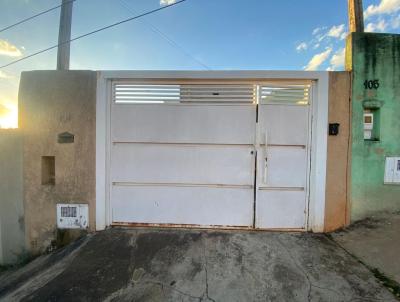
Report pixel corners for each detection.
[305,80,316,231]
[253,84,261,228]
[106,80,113,226]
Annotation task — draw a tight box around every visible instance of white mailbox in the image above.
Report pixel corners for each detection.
[384,157,400,184]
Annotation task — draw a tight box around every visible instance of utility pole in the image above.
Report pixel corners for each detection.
[57,0,73,70]
[348,0,364,32]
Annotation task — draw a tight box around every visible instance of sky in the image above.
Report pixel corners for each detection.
[0,0,399,128]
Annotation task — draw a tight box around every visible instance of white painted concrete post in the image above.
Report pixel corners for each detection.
[57,0,73,70]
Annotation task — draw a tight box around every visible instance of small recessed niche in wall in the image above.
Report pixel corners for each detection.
[41,156,55,185]
[363,109,381,141]
[363,99,383,142]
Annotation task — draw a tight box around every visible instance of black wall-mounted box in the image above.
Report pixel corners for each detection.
[329,123,340,136]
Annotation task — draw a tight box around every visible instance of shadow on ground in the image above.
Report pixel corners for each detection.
[0,228,396,302]
[332,211,400,299]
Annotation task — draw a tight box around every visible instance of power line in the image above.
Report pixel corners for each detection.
[0,0,188,69]
[119,0,211,70]
[0,0,78,33]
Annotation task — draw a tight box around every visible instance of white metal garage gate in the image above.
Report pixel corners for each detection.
[108,79,312,230]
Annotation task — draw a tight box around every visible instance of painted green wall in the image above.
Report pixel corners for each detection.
[348,33,400,221]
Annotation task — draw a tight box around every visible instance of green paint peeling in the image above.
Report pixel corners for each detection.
[347,33,400,221]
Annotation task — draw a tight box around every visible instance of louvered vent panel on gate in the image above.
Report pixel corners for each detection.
[260,84,311,105]
[180,84,255,103]
[114,84,180,103]
[114,83,256,104]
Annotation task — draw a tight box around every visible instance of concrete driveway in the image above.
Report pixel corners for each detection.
[0,228,395,302]
[332,211,400,299]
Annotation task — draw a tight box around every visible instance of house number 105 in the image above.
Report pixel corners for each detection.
[364,80,380,90]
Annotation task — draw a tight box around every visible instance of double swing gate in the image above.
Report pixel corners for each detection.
[109,80,312,229]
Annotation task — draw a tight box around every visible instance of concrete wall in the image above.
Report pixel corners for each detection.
[0,129,25,264]
[19,70,97,254]
[324,72,352,232]
[347,33,400,221]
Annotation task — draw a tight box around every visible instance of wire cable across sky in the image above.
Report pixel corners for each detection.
[0,0,188,69]
[119,0,211,70]
[0,0,78,33]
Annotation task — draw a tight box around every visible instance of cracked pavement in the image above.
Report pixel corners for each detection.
[0,228,396,302]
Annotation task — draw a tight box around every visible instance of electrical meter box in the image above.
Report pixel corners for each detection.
[57,204,89,229]
[363,113,374,140]
[384,157,400,184]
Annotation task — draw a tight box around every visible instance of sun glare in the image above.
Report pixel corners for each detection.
[0,101,18,129]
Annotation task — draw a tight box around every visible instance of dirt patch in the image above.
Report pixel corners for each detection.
[372,268,400,300]
[18,229,203,302]
[0,237,86,299]
[335,216,383,233]
[131,231,202,272]
[19,230,133,302]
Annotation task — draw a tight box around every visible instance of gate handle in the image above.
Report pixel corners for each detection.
[264,130,268,183]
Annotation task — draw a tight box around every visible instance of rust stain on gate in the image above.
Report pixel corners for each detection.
[111,222,305,232]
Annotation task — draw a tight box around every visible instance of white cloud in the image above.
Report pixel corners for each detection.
[296,24,348,70]
[304,47,333,71]
[312,26,326,36]
[160,0,176,5]
[0,40,22,57]
[364,0,400,19]
[391,15,400,28]
[307,24,347,50]
[376,19,388,31]
[365,23,374,32]
[329,48,346,70]
[296,42,308,52]
[327,24,346,39]
[365,19,388,32]
[316,34,326,42]
[295,23,348,56]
